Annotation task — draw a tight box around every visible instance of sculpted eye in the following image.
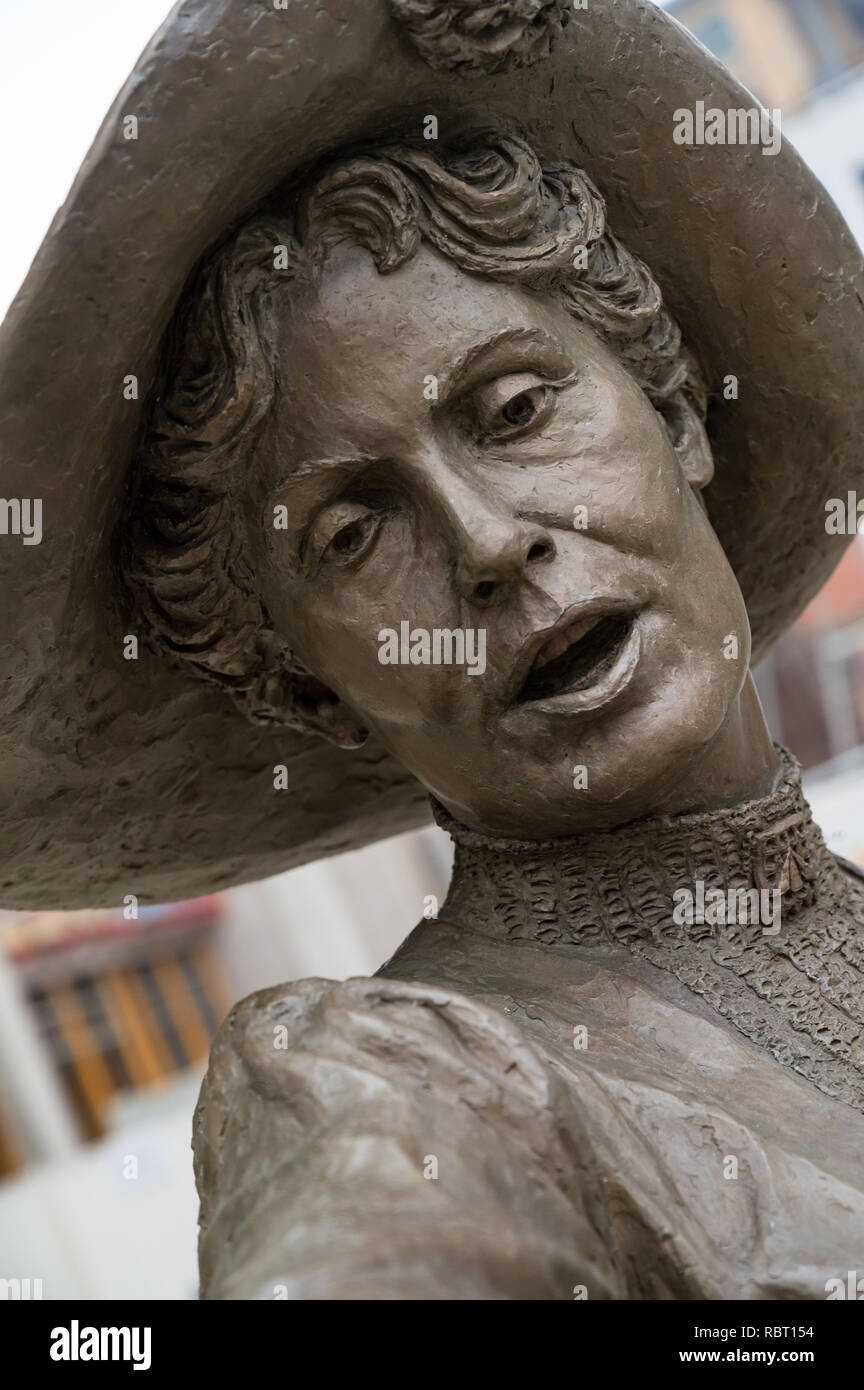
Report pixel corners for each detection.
[329,513,376,559]
[500,386,548,429]
[475,373,557,442]
[311,500,380,570]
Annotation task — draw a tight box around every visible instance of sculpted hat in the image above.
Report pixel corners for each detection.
[1,0,862,908]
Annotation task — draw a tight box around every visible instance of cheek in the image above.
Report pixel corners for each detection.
[262,514,433,668]
[662,523,752,702]
[613,424,688,556]
[569,378,748,679]
[552,378,686,556]
[283,590,383,697]
[279,576,465,728]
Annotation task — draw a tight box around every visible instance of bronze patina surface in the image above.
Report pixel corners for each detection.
[2,0,864,1300]
[0,0,861,904]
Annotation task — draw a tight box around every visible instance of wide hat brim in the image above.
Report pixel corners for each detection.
[1,0,862,908]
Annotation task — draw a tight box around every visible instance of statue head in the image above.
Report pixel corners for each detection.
[1,0,859,911]
[126,133,757,836]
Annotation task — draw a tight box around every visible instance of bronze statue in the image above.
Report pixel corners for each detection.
[1,0,863,1299]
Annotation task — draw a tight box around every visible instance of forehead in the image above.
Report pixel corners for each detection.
[278,239,544,361]
[269,241,601,454]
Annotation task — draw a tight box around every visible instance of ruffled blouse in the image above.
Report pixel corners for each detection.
[194,750,864,1299]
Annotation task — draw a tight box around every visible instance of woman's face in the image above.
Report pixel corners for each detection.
[252,240,751,836]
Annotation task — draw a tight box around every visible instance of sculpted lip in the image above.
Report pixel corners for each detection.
[503,600,642,718]
[506,599,635,702]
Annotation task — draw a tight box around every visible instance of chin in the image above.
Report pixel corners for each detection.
[543,669,740,827]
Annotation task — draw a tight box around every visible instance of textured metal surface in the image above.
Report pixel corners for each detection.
[0,0,862,906]
[195,754,864,1298]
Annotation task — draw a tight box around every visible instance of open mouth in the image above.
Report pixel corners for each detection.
[518,612,635,704]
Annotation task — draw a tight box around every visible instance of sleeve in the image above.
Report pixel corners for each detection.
[193,975,624,1300]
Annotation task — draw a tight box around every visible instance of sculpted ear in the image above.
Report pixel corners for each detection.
[285,672,371,750]
[228,633,370,748]
[657,390,714,490]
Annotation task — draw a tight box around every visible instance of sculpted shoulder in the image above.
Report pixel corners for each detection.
[193,973,621,1300]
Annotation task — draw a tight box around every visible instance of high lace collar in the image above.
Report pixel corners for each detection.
[430,747,864,1114]
[431,746,835,951]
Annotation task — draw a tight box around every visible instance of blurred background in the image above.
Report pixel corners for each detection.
[1,0,863,1300]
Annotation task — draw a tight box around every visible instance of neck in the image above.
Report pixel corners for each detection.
[648,675,782,817]
[432,743,831,951]
[430,744,864,1112]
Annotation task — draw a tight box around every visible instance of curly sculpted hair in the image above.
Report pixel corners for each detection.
[124,132,706,737]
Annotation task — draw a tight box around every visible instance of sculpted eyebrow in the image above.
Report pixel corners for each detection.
[272,455,374,491]
[439,327,572,395]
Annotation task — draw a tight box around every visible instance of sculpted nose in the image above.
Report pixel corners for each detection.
[448,494,555,604]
